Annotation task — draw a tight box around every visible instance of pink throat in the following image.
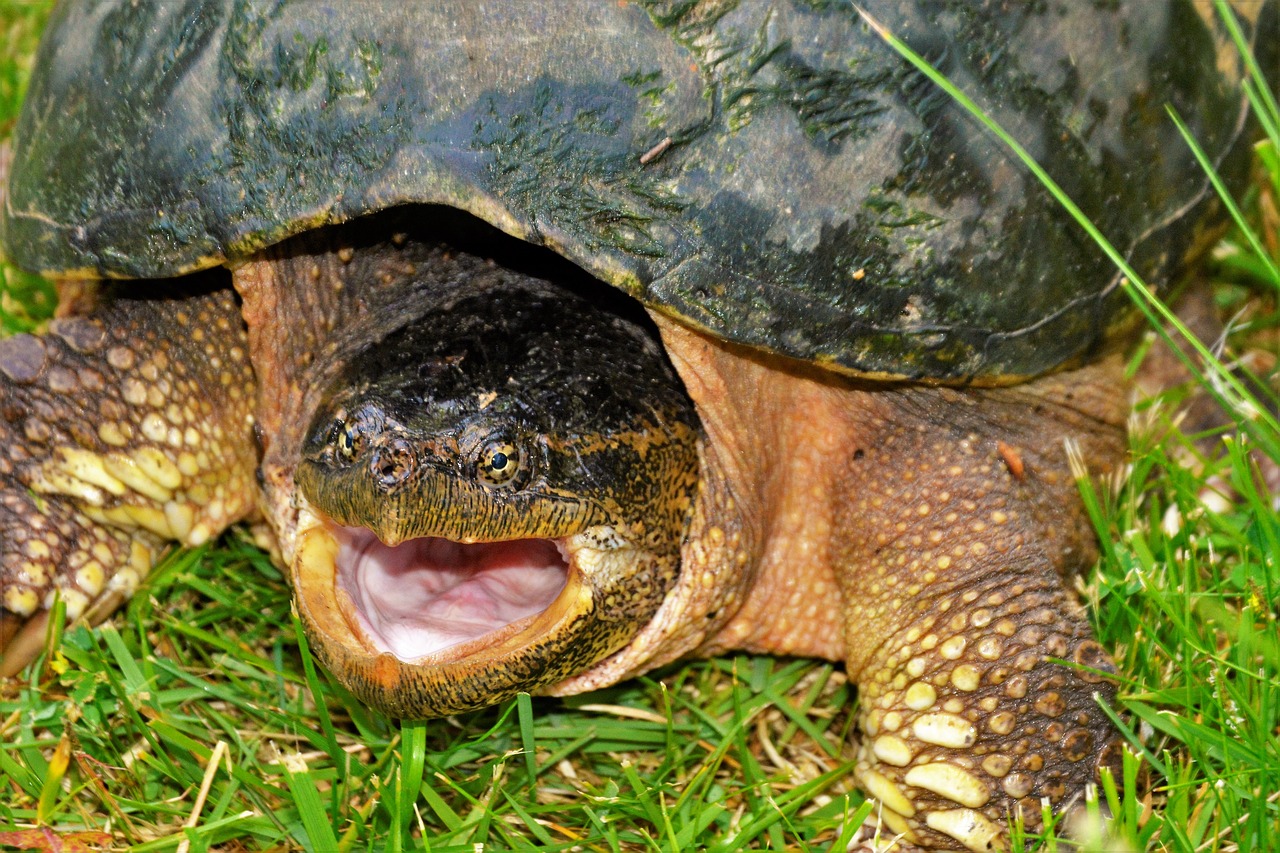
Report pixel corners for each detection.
[333,526,570,660]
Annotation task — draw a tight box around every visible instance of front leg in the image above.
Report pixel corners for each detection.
[837,362,1128,851]
[0,275,258,675]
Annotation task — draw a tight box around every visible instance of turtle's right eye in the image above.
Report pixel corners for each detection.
[319,405,387,466]
[332,421,363,462]
[339,427,358,459]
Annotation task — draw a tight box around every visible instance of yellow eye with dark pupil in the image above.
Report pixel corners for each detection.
[335,424,361,461]
[478,442,520,486]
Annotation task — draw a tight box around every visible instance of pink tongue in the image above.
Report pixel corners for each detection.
[334,528,569,660]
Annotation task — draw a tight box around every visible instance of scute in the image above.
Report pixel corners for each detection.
[1,0,1258,380]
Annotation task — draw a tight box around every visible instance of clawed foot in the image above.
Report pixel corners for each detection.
[0,282,258,675]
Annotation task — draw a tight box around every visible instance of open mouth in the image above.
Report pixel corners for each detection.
[331,526,570,660]
[289,499,678,717]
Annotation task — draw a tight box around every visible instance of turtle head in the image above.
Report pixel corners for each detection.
[292,275,700,717]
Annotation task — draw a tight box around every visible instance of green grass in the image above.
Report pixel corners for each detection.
[2,539,863,851]
[2,4,1278,851]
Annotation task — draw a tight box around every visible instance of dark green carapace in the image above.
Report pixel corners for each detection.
[2,0,1254,381]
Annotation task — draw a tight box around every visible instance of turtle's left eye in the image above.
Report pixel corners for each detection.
[476,440,522,488]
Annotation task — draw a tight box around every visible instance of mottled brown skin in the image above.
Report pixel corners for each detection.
[644,320,1127,849]
[0,218,1127,851]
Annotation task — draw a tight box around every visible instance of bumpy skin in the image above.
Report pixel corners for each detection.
[837,378,1126,847]
[651,320,1129,849]
[0,279,257,674]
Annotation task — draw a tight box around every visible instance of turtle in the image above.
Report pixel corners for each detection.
[0,1,1267,849]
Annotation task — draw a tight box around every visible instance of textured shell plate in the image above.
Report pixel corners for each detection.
[1,0,1258,380]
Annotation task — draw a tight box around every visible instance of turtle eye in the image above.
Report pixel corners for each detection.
[476,439,522,488]
[333,421,363,463]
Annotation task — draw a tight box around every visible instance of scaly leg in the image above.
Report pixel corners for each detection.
[836,360,1129,851]
[0,275,258,675]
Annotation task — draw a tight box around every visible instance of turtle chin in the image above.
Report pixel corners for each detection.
[290,503,665,718]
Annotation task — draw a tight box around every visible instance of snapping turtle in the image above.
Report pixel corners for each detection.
[0,0,1264,848]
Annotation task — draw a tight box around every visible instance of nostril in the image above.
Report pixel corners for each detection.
[370,439,416,488]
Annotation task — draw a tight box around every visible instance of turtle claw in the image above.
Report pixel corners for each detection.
[849,579,1120,851]
[0,609,47,677]
[0,279,259,677]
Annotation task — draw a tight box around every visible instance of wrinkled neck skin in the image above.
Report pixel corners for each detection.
[656,316,856,661]
[557,313,1129,695]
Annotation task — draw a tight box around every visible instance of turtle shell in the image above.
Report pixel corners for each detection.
[1,0,1261,381]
